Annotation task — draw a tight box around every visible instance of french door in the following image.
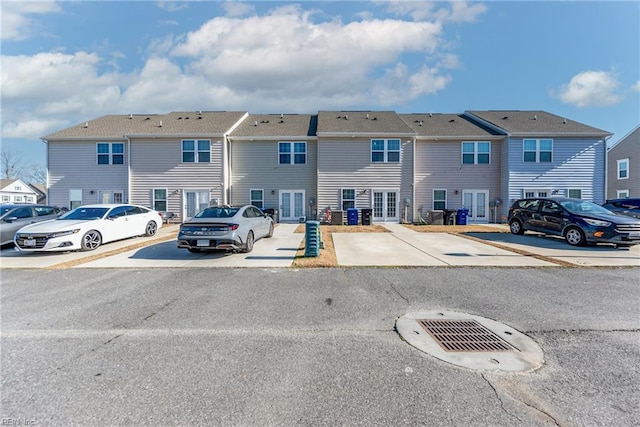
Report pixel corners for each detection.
[185,191,210,219]
[372,190,398,222]
[280,190,305,221]
[462,190,489,223]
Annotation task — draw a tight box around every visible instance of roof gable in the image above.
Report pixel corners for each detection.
[317,111,415,136]
[400,113,504,138]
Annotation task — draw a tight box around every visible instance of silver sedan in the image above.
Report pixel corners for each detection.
[0,204,63,246]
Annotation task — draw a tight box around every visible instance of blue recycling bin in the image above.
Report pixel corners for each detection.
[456,208,469,225]
[347,208,359,225]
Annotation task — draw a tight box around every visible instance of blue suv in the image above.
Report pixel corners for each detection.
[508,197,640,247]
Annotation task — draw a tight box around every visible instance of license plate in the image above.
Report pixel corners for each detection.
[24,239,36,246]
[197,239,209,247]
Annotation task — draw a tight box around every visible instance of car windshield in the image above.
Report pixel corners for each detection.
[559,200,613,215]
[59,207,109,220]
[194,207,240,218]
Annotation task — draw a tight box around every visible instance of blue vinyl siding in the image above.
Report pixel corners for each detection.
[506,137,606,205]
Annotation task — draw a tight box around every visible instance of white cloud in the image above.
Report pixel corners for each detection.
[382,1,486,23]
[632,80,640,92]
[554,71,623,108]
[1,0,62,41]
[156,1,189,13]
[222,1,255,17]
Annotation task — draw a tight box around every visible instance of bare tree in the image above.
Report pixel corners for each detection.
[24,163,47,184]
[1,150,24,180]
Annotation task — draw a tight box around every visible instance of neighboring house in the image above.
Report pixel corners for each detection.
[0,179,40,204]
[27,183,47,204]
[42,109,611,224]
[228,114,318,222]
[464,110,612,219]
[42,111,248,220]
[401,114,505,223]
[316,111,416,223]
[607,125,639,199]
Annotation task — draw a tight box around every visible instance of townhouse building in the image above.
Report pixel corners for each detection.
[42,109,611,224]
[607,125,639,199]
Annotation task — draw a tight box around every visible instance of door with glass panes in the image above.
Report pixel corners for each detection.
[372,190,398,222]
[279,190,305,221]
[185,191,210,219]
[462,190,489,223]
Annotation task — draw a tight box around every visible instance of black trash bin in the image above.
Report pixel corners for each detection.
[444,209,457,225]
[361,208,372,225]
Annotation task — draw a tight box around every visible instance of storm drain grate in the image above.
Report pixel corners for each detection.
[417,319,516,352]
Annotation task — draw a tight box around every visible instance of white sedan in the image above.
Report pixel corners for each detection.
[14,204,163,252]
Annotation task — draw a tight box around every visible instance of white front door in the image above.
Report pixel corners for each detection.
[462,190,489,223]
[99,190,124,204]
[372,190,399,222]
[279,190,305,221]
[185,191,210,219]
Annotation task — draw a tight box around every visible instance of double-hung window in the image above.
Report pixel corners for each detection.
[279,142,306,164]
[617,159,629,179]
[341,188,356,210]
[433,190,446,210]
[523,139,553,163]
[250,189,264,209]
[462,142,490,164]
[97,143,124,165]
[182,140,211,163]
[153,189,167,212]
[371,139,400,163]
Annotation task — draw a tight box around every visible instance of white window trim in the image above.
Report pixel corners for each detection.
[371,139,401,163]
[461,141,491,165]
[524,189,551,198]
[97,142,125,165]
[433,189,447,210]
[250,189,264,208]
[617,158,629,180]
[152,188,168,212]
[616,190,629,198]
[278,141,307,165]
[341,188,356,210]
[181,139,212,164]
[523,139,553,163]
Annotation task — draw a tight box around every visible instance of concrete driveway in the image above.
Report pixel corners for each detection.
[1,222,638,268]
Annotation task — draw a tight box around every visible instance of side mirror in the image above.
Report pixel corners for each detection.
[4,217,18,223]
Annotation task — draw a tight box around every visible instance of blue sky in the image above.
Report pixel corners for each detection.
[2,1,639,175]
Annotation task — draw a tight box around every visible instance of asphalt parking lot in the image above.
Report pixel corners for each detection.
[0,222,638,269]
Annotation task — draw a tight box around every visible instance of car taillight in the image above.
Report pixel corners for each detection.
[229,224,239,230]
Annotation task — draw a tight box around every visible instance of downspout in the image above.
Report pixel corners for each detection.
[223,134,229,205]
[412,136,416,223]
[41,138,49,203]
[603,135,611,202]
[126,136,131,204]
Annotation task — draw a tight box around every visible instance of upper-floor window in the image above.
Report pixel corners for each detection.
[182,140,211,163]
[279,142,306,164]
[341,188,355,210]
[617,158,629,179]
[371,139,400,163]
[97,143,124,165]
[523,139,552,163]
[462,142,490,164]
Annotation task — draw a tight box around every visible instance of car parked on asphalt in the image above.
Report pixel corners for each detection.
[1,204,64,247]
[177,205,274,253]
[508,197,640,247]
[14,204,162,252]
[602,198,640,219]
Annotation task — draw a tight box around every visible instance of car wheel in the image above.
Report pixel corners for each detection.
[243,231,254,253]
[145,221,157,236]
[187,248,201,253]
[509,219,524,235]
[266,222,274,238]
[81,230,102,251]
[564,227,586,246]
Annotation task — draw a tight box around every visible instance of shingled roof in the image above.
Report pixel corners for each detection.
[229,114,318,138]
[465,110,611,137]
[400,113,504,138]
[317,111,416,136]
[42,111,248,139]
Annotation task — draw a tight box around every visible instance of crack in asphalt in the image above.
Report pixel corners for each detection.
[526,328,640,334]
[481,374,522,424]
[389,282,410,304]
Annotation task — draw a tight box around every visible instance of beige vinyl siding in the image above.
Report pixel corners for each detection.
[48,140,128,208]
[318,137,406,215]
[414,139,502,220]
[229,139,317,212]
[129,137,225,214]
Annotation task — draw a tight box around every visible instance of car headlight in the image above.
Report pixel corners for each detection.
[49,229,80,238]
[584,219,611,227]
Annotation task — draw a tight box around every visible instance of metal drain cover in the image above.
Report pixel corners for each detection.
[396,311,544,372]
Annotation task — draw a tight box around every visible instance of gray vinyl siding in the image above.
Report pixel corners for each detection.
[317,137,407,219]
[129,137,225,215]
[47,140,128,208]
[229,139,317,215]
[506,137,606,204]
[414,139,502,221]
[607,127,639,198]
